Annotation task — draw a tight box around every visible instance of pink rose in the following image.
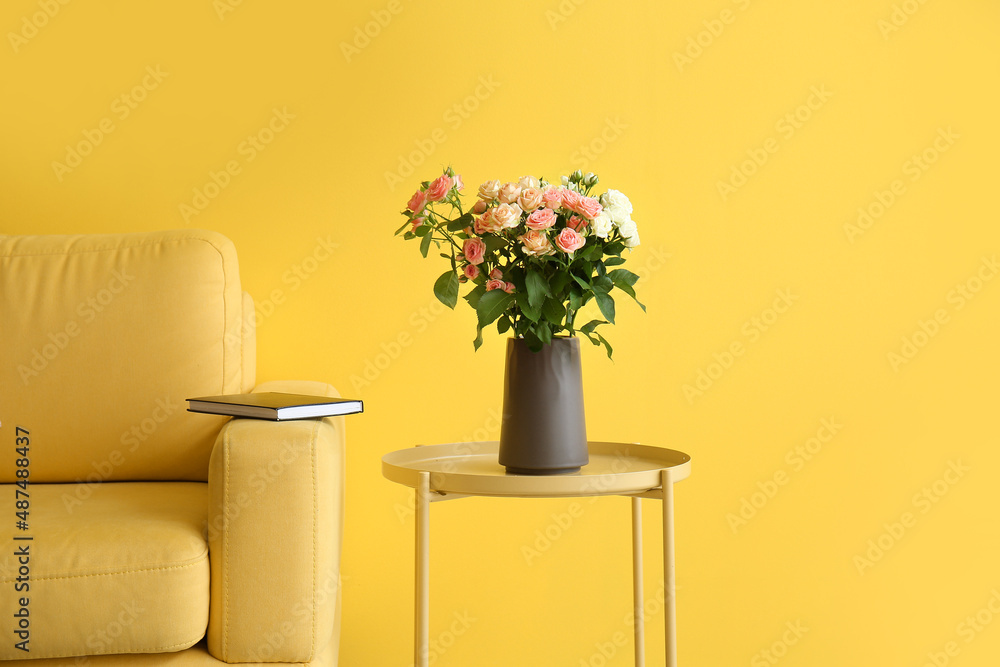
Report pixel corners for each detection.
[504,281,515,293]
[407,190,427,214]
[491,203,522,229]
[453,174,464,191]
[498,182,522,204]
[560,188,581,212]
[463,237,486,265]
[566,215,588,232]
[518,187,543,213]
[518,230,554,256]
[489,268,503,280]
[464,264,480,280]
[474,209,502,234]
[478,179,501,201]
[541,187,563,209]
[486,279,505,291]
[426,174,453,202]
[554,227,585,254]
[576,196,603,220]
[472,200,487,214]
[526,208,556,231]
[411,216,426,232]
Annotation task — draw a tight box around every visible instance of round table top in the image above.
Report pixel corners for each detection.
[382,441,691,498]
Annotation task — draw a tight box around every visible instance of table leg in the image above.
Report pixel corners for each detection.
[661,469,677,667]
[416,472,430,667]
[632,496,645,667]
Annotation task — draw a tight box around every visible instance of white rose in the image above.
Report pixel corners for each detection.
[618,219,640,247]
[592,211,614,239]
[600,189,633,223]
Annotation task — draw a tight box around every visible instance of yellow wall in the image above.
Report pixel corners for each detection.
[3,0,999,664]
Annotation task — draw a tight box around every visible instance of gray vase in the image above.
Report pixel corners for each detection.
[498,336,589,475]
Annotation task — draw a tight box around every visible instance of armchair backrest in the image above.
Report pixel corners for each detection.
[0,229,255,483]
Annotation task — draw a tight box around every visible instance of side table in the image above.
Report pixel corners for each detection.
[382,441,691,667]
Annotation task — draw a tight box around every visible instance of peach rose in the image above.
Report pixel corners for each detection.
[474,209,502,234]
[560,188,581,212]
[518,230,554,256]
[518,187,543,213]
[453,173,464,191]
[486,279,505,291]
[498,182,522,204]
[504,281,515,293]
[490,268,503,280]
[464,264,480,280]
[426,174,453,202]
[407,190,427,214]
[576,196,603,220]
[526,208,556,231]
[463,237,486,265]
[478,179,501,201]
[411,216,426,232]
[472,200,487,214]
[491,203,522,229]
[566,215,588,232]
[554,227,585,254]
[541,187,563,209]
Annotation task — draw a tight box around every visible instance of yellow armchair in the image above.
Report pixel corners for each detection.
[0,230,343,665]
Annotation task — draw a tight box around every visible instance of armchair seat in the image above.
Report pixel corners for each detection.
[6,482,210,660]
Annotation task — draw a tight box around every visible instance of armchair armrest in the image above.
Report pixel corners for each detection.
[206,381,345,663]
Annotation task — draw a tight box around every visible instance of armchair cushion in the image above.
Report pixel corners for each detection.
[0,482,210,661]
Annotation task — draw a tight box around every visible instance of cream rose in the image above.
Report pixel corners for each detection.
[498,182,522,204]
[518,175,540,190]
[518,187,543,213]
[492,203,522,229]
[478,179,501,201]
[518,230,554,256]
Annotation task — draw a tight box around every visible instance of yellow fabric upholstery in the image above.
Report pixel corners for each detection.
[0,483,210,661]
[0,230,243,483]
[207,380,345,664]
[0,231,343,665]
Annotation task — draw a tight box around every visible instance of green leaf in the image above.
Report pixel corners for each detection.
[536,322,552,345]
[477,289,515,326]
[484,235,508,253]
[526,269,551,308]
[497,316,511,334]
[447,212,473,231]
[594,291,616,324]
[571,273,591,291]
[433,271,459,309]
[595,331,614,359]
[541,298,566,326]
[473,324,484,351]
[608,268,639,287]
[515,290,542,322]
[549,271,571,297]
[464,284,487,309]
[604,256,626,266]
[413,224,432,237]
[419,231,433,258]
[584,244,603,261]
[523,329,543,352]
[580,319,607,334]
[606,241,626,255]
[395,219,413,235]
[593,276,613,294]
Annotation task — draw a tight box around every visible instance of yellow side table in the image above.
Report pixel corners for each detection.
[382,441,692,667]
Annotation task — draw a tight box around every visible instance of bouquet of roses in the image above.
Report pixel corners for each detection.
[395,168,643,357]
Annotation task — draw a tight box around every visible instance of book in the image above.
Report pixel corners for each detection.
[187,392,363,421]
